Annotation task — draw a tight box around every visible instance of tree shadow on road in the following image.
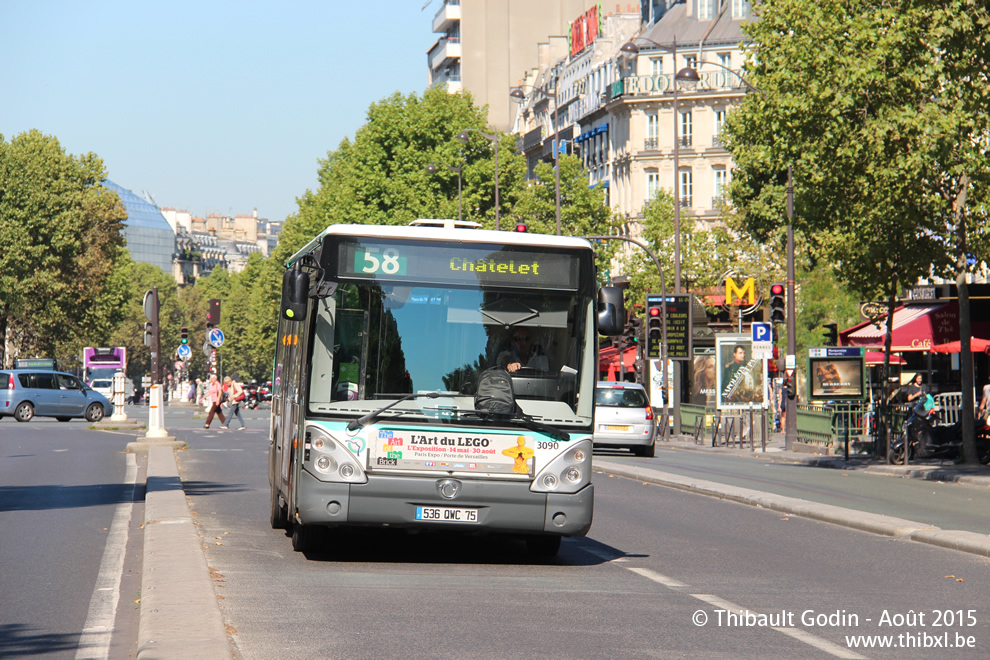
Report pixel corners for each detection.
[0,623,78,657]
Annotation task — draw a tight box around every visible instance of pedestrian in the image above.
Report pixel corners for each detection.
[978,375,990,420]
[903,373,925,403]
[187,379,196,402]
[220,376,247,430]
[203,374,226,429]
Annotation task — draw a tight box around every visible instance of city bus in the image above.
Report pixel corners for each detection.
[82,347,126,385]
[268,221,623,556]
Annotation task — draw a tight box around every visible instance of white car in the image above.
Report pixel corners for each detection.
[593,381,657,457]
[90,379,114,399]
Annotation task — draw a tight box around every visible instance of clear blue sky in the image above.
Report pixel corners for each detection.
[1,0,434,223]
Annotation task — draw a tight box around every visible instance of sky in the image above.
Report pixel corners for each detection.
[1,0,435,223]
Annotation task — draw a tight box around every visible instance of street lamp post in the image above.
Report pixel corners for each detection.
[510,81,561,235]
[588,234,670,440]
[621,36,696,294]
[457,128,499,230]
[674,58,798,449]
[621,36,698,436]
[426,157,464,222]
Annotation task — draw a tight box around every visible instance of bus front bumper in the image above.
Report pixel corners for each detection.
[296,470,593,537]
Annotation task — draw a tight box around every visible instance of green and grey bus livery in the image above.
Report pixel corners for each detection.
[268,222,623,557]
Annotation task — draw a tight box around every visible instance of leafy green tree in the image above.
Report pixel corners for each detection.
[0,130,128,368]
[725,0,990,461]
[109,262,181,384]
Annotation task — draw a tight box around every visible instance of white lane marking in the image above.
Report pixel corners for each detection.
[625,566,687,588]
[75,453,137,660]
[773,627,868,660]
[690,594,865,659]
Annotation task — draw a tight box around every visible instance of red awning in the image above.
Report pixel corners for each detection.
[931,338,990,354]
[599,346,637,369]
[865,351,906,365]
[841,302,972,351]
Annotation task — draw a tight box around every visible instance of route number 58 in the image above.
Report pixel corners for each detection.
[359,248,404,276]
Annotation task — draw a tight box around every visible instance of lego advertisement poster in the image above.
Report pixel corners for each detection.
[716,335,767,410]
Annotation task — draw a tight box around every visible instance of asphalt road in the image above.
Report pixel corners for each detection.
[172,424,990,658]
[0,417,143,659]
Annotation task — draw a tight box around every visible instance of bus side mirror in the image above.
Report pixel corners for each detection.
[597,286,624,336]
[281,268,310,321]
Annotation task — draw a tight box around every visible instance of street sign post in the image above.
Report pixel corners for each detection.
[752,322,773,358]
[208,328,225,348]
[177,344,192,361]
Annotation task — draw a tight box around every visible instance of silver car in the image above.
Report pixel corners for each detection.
[593,381,656,457]
[0,369,114,422]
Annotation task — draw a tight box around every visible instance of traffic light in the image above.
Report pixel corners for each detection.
[629,315,643,344]
[143,322,153,347]
[769,282,786,324]
[206,299,221,327]
[645,299,663,359]
[514,221,528,232]
[180,326,189,345]
[785,371,796,399]
[823,323,838,346]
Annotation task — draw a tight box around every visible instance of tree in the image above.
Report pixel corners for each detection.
[724,0,990,462]
[0,130,128,368]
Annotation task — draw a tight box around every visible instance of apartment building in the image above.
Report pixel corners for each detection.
[426,0,605,131]
[512,1,752,240]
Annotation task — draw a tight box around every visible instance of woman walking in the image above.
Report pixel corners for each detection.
[220,376,247,430]
[203,374,226,429]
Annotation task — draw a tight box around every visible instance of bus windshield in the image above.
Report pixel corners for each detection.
[305,281,596,425]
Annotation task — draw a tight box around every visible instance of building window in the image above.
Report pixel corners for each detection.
[650,58,662,76]
[698,0,715,20]
[717,53,732,88]
[679,111,693,147]
[679,169,693,207]
[647,170,660,200]
[713,167,728,207]
[646,113,660,149]
[733,0,751,19]
[684,55,697,72]
[713,109,726,146]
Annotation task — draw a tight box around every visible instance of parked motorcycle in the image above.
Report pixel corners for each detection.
[889,402,990,464]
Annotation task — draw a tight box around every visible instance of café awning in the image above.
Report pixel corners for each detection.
[841,303,958,351]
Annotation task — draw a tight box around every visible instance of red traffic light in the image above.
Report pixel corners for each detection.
[648,306,660,317]
[770,283,785,296]
[514,222,528,232]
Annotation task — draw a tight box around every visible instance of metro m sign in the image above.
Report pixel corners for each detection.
[725,277,756,306]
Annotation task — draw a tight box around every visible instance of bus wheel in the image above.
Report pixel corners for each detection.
[270,488,288,530]
[291,523,313,552]
[526,535,561,558]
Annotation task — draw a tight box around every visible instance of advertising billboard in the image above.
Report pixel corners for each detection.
[807,347,866,401]
[715,335,767,410]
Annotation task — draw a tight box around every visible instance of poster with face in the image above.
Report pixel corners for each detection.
[691,349,717,406]
[716,335,767,410]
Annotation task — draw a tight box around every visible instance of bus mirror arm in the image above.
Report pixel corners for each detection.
[346,392,442,431]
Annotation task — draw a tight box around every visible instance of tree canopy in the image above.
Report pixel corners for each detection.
[0,130,128,367]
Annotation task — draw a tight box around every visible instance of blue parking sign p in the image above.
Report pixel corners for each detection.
[752,322,772,342]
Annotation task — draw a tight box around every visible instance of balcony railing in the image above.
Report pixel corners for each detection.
[644,137,660,150]
[679,135,692,148]
[712,195,727,208]
[679,197,692,208]
[712,134,724,148]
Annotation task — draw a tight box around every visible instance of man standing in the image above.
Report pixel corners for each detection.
[203,374,226,429]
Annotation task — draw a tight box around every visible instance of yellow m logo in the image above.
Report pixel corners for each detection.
[725,277,756,306]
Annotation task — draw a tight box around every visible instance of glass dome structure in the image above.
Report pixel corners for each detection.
[103,179,174,274]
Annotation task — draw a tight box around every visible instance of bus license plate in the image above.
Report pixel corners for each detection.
[416,506,479,523]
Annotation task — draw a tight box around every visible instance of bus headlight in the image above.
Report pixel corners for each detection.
[305,425,367,484]
[531,438,592,494]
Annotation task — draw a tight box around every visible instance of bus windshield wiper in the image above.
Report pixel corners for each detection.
[346,392,441,431]
[463,410,570,443]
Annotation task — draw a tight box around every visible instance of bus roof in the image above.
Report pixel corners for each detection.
[287,223,595,266]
